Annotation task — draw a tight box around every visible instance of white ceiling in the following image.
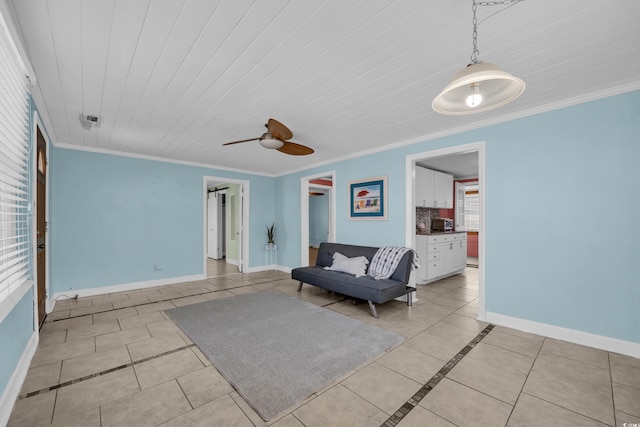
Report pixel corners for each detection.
[417,152,478,180]
[4,0,640,176]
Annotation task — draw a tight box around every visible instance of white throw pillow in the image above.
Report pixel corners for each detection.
[324,252,369,277]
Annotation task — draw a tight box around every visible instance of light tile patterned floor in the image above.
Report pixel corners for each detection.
[7,260,640,426]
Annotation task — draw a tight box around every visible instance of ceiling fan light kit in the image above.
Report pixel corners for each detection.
[432,0,525,115]
[258,133,285,149]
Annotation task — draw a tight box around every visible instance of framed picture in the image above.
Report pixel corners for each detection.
[348,176,387,220]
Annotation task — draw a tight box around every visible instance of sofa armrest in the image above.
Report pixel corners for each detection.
[389,250,414,284]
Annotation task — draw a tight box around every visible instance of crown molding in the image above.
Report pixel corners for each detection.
[50,82,640,179]
[275,82,640,177]
[52,142,275,178]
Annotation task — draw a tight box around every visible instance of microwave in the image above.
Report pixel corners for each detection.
[431,218,454,232]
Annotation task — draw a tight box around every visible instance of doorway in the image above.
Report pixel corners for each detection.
[405,142,486,320]
[203,177,249,277]
[300,172,336,267]
[35,123,48,327]
[208,189,226,260]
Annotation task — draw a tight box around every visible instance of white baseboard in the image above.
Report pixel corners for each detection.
[0,332,38,427]
[50,274,205,311]
[485,311,640,358]
[246,265,291,274]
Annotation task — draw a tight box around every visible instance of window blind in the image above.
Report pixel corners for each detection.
[464,192,480,231]
[0,13,30,311]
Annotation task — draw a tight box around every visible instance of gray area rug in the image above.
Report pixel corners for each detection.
[165,290,404,420]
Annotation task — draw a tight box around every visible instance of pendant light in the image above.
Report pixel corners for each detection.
[432,0,525,115]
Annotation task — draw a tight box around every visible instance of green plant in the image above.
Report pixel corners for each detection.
[266,222,276,244]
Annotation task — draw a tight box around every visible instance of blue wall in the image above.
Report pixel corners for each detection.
[276,90,640,344]
[0,97,40,404]
[0,292,34,392]
[309,193,329,247]
[49,148,275,293]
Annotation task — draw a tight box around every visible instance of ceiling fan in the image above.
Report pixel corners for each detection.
[222,118,314,156]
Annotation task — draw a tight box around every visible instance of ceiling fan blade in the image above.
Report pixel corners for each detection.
[277,141,314,156]
[222,137,260,146]
[267,118,293,141]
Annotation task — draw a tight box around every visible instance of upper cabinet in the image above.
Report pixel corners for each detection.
[416,166,434,208]
[416,166,453,208]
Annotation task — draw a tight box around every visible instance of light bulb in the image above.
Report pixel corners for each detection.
[465,82,483,107]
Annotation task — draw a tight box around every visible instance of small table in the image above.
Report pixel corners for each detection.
[265,244,277,271]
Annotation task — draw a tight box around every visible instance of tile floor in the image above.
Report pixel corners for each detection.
[7,260,640,427]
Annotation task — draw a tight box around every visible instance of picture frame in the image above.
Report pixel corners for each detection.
[348,175,388,220]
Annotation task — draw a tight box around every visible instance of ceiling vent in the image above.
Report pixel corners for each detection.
[79,113,101,130]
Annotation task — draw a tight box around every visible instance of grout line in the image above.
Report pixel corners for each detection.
[46,277,292,322]
[380,324,495,427]
[17,344,196,400]
[503,332,545,424]
[608,352,617,427]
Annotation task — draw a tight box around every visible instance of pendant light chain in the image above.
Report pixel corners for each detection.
[470,0,523,64]
[470,0,479,64]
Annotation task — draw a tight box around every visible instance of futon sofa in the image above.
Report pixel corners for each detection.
[291,242,415,318]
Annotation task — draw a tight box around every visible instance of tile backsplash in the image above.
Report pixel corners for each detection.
[416,207,454,231]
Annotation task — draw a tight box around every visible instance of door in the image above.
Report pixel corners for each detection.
[455,181,466,231]
[225,184,243,272]
[238,185,244,272]
[36,127,47,326]
[207,193,220,259]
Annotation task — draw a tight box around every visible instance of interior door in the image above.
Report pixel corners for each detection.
[238,185,244,272]
[36,127,47,326]
[225,184,241,272]
[207,193,218,258]
[455,181,466,231]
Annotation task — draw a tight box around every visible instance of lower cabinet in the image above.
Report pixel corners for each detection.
[415,233,467,284]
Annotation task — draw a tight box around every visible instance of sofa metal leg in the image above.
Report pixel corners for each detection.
[407,291,413,307]
[297,282,303,292]
[367,301,378,318]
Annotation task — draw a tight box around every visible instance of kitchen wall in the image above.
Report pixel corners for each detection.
[415,207,448,231]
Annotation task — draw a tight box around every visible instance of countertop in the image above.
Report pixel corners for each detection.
[416,230,466,235]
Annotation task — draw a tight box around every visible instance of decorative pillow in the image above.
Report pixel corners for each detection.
[324,252,369,277]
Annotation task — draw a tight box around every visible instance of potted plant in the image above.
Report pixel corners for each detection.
[266,222,276,247]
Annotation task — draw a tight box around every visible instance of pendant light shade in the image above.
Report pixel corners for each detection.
[432,62,525,115]
[432,0,526,115]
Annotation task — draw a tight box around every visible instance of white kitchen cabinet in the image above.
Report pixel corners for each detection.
[415,234,428,283]
[455,237,467,271]
[416,166,453,208]
[416,166,435,207]
[436,172,453,208]
[415,233,467,284]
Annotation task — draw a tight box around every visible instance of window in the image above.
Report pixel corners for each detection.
[0,12,31,317]
[464,184,479,231]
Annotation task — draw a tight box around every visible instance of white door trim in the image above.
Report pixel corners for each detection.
[203,176,250,275]
[405,141,486,320]
[300,171,336,267]
[32,111,51,324]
